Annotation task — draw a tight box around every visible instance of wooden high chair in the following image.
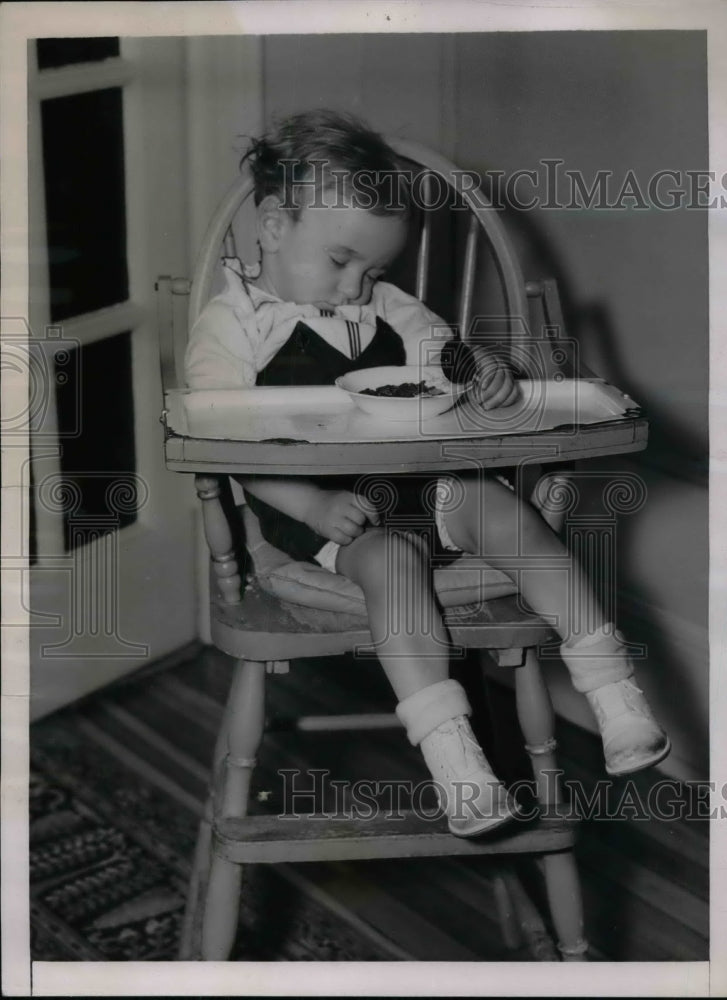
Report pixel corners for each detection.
[157,138,646,961]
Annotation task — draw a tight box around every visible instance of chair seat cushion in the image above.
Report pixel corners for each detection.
[258,558,517,613]
[241,504,517,614]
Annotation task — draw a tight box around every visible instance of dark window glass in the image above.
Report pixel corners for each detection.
[41,88,128,321]
[55,332,137,549]
[36,38,120,70]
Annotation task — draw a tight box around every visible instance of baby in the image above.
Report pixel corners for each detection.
[185,109,669,837]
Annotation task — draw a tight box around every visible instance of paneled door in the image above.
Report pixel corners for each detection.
[27,37,198,718]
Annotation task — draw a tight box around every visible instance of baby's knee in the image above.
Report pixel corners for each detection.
[336,527,386,582]
[338,527,428,586]
[449,477,546,553]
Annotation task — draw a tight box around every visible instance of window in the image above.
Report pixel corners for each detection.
[31,37,139,554]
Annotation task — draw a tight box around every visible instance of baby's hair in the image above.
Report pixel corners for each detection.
[240,109,411,219]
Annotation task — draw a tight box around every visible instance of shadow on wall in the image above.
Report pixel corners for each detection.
[616,588,708,777]
[574,300,707,482]
[468,183,709,779]
[258,28,710,778]
[483,194,708,486]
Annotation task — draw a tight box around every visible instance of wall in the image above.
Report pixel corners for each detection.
[453,31,708,473]
[260,30,709,779]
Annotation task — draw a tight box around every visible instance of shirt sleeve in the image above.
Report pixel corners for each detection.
[371,281,477,383]
[184,273,259,389]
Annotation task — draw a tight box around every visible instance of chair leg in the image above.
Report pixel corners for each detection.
[514,647,589,961]
[198,658,267,961]
[498,867,560,961]
[179,692,234,959]
[178,799,214,959]
[491,869,524,951]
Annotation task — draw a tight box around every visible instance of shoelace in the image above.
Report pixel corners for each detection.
[589,680,652,728]
[441,718,488,753]
[620,679,645,706]
[452,719,496,778]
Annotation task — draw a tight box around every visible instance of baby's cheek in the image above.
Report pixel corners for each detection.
[351,281,375,306]
[294,262,325,296]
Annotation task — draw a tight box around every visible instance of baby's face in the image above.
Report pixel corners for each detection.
[260,191,408,308]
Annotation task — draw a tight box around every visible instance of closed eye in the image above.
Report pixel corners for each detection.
[329,256,347,268]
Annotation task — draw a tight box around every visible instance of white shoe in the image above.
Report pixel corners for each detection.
[586,679,670,776]
[419,716,520,837]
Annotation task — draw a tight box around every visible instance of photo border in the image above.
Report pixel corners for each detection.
[2,1,724,995]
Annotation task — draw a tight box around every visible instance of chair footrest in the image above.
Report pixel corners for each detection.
[214,809,578,864]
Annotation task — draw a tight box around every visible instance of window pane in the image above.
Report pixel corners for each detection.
[41,88,128,321]
[36,38,120,70]
[55,332,137,549]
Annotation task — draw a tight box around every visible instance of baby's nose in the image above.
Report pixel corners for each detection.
[339,271,364,302]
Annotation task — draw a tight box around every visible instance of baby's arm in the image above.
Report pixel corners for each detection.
[439,336,520,410]
[239,476,380,546]
[373,282,520,410]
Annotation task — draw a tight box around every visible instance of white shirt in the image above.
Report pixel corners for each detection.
[184,258,455,390]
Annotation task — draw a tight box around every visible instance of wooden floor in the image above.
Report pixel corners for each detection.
[62,641,709,962]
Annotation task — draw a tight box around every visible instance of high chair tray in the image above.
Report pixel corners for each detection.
[166,378,641,443]
[163,378,647,473]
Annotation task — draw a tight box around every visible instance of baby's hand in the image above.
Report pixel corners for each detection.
[304,490,380,546]
[469,349,520,410]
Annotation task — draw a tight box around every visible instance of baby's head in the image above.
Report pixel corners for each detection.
[242,110,411,308]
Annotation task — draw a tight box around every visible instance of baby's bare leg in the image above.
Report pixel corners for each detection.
[441,472,603,643]
[442,473,669,774]
[336,525,518,834]
[335,527,450,699]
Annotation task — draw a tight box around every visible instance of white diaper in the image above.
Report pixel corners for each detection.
[312,475,463,572]
[432,476,464,553]
[313,539,342,573]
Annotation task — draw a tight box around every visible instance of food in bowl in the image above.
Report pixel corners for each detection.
[335,365,470,421]
[360,381,446,398]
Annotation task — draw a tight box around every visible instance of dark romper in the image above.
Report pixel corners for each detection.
[244,315,478,565]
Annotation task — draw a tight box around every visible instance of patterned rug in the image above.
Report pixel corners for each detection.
[29,734,404,961]
[29,747,185,961]
[29,649,550,963]
[30,647,707,964]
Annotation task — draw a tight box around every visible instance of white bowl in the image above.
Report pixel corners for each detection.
[335,365,469,422]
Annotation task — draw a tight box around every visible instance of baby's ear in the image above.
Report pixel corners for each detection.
[257,195,286,252]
